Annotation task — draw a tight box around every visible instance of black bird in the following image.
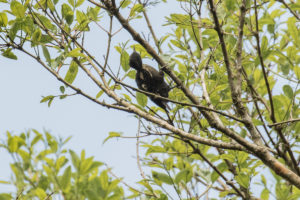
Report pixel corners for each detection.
[129,51,171,111]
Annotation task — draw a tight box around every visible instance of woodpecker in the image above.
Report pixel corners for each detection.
[129,51,171,111]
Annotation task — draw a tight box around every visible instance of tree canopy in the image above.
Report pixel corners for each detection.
[0,0,300,199]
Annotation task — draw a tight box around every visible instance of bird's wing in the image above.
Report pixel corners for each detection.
[143,64,164,83]
[135,71,148,91]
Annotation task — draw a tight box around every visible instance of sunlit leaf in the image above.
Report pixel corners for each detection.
[121,50,130,72]
[11,1,25,18]
[64,60,78,84]
[136,92,147,107]
[152,171,173,185]
[0,12,8,27]
[1,48,17,60]
[103,132,122,144]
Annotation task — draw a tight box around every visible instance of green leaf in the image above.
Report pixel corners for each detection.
[225,0,236,11]
[75,0,84,7]
[210,171,219,183]
[145,145,165,155]
[0,193,12,200]
[287,17,299,44]
[1,48,17,60]
[69,150,80,170]
[8,136,22,152]
[11,1,25,18]
[31,134,42,147]
[152,171,173,185]
[18,149,30,163]
[42,45,51,66]
[236,173,250,188]
[32,28,42,43]
[99,170,109,189]
[68,0,75,7]
[136,92,147,107]
[40,95,55,107]
[120,0,131,8]
[219,154,235,162]
[62,3,74,25]
[46,0,55,11]
[103,132,122,144]
[0,12,8,27]
[96,90,104,99]
[40,35,54,44]
[122,93,132,101]
[34,188,47,199]
[67,48,84,57]
[261,188,269,199]
[129,3,143,17]
[294,66,300,80]
[120,50,130,72]
[175,169,192,184]
[60,166,71,191]
[138,180,153,192]
[60,86,65,93]
[283,85,293,99]
[0,180,10,184]
[87,6,101,21]
[64,61,78,84]
[127,70,136,79]
[56,156,67,170]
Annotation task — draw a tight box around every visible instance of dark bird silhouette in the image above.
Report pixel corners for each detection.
[129,51,171,111]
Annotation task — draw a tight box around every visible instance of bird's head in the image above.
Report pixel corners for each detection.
[129,51,143,70]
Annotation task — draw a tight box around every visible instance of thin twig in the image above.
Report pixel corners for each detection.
[276,0,300,20]
[268,118,300,127]
[138,0,162,54]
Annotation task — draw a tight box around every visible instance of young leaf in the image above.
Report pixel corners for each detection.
[60,166,71,191]
[62,3,74,25]
[236,173,250,188]
[152,171,173,185]
[10,1,25,18]
[0,12,8,27]
[96,90,104,99]
[32,28,42,43]
[129,3,143,17]
[283,85,293,99]
[40,95,54,103]
[67,48,84,58]
[1,48,17,60]
[120,50,130,72]
[34,188,47,199]
[69,150,80,170]
[75,0,84,7]
[175,169,192,184]
[120,0,131,8]
[136,92,147,107]
[59,86,65,94]
[103,132,122,144]
[42,45,51,66]
[127,70,136,79]
[64,61,78,84]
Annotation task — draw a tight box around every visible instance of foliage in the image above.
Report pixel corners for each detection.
[0,0,300,199]
[0,130,125,200]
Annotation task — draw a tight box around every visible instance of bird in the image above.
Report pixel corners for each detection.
[129,51,171,111]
